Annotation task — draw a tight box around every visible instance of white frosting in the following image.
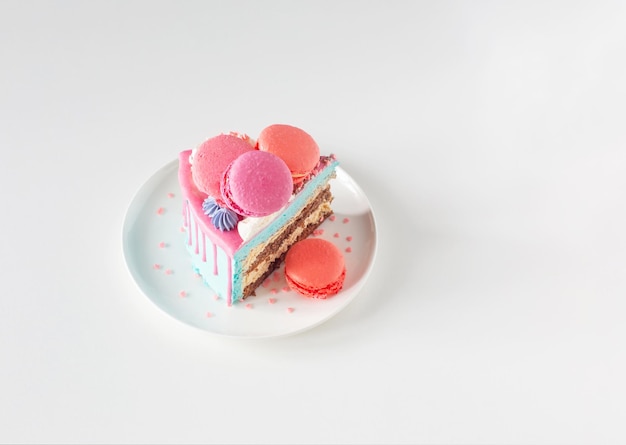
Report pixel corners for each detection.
[237,210,282,242]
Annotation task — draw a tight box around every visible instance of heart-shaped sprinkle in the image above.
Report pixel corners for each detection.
[245,303,253,310]
[346,236,352,242]
[286,307,295,313]
[342,217,350,223]
[158,242,166,248]
[329,215,336,222]
[157,207,165,215]
[206,311,213,318]
[179,291,186,298]
[268,298,277,304]
[345,247,352,253]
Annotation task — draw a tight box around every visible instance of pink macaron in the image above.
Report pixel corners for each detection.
[284,238,346,299]
[256,124,320,184]
[220,150,293,218]
[191,134,254,198]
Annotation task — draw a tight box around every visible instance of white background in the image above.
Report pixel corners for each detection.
[1,1,625,443]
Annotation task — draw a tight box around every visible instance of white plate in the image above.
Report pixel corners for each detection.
[122,160,377,339]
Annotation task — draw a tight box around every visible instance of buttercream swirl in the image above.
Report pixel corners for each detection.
[202,196,221,218]
[202,197,238,231]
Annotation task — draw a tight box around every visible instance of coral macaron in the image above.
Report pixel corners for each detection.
[284,238,346,298]
[221,150,293,218]
[257,124,320,184]
[191,134,254,198]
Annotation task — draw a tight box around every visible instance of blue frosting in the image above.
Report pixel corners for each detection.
[202,197,239,231]
[212,207,239,231]
[202,197,221,218]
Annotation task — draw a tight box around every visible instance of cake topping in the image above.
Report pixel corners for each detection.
[191,134,253,198]
[202,197,239,231]
[202,196,221,218]
[256,124,320,184]
[221,150,293,218]
[211,206,239,232]
[237,209,283,242]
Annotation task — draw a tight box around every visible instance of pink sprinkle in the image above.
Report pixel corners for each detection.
[165,269,173,275]
[329,215,336,222]
[153,264,161,270]
[167,193,175,198]
[273,271,280,281]
[333,232,339,238]
[286,307,295,313]
[346,236,353,242]
[313,229,324,236]
[158,242,166,248]
[268,298,277,304]
[213,294,220,301]
[282,286,290,292]
[179,291,187,298]
[345,247,352,253]
[245,303,253,310]
[180,227,185,232]
[206,311,213,318]
[262,278,271,288]
[342,217,350,224]
[194,273,202,279]
[157,207,165,215]
[270,288,278,294]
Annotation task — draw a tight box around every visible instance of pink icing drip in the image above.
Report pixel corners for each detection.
[212,243,218,275]
[202,232,207,262]
[194,217,199,254]
[182,201,188,227]
[187,204,192,245]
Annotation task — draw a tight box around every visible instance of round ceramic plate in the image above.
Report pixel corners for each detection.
[122,160,377,339]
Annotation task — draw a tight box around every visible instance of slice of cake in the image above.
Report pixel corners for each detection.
[178,124,339,305]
